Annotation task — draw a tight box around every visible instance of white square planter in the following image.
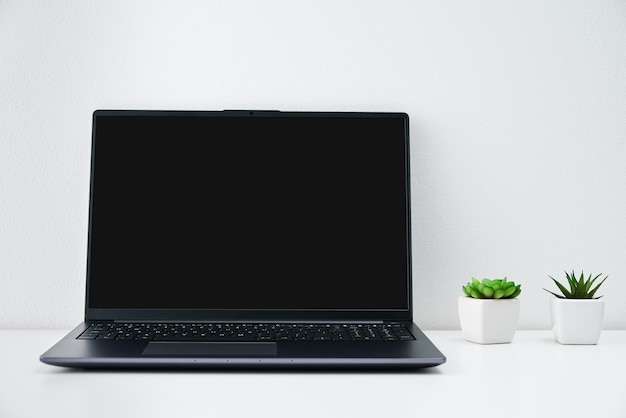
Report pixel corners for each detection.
[550,297,604,344]
[458,296,520,344]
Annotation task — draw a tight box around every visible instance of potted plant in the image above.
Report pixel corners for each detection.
[543,270,608,345]
[458,277,522,344]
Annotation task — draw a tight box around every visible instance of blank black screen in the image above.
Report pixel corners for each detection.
[87,111,410,310]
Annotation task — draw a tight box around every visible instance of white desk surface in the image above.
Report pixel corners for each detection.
[1,330,624,418]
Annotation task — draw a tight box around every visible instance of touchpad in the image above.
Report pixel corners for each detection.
[142,342,278,357]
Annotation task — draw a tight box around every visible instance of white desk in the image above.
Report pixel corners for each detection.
[1,330,624,418]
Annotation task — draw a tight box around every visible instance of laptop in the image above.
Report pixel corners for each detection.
[40,109,446,369]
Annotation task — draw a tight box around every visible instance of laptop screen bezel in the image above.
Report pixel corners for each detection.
[84,109,414,323]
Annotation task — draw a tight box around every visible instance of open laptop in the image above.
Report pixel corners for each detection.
[40,109,446,369]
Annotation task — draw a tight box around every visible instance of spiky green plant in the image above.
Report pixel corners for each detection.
[544,270,608,299]
[462,277,521,299]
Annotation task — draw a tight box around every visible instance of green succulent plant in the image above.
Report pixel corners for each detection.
[544,270,608,299]
[462,277,521,299]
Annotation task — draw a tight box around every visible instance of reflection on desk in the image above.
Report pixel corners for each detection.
[1,330,624,418]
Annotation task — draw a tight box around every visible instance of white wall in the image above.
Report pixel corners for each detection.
[1,0,625,329]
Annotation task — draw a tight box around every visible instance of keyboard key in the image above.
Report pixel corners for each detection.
[78,323,415,342]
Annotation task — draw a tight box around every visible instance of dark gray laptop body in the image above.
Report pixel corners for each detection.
[40,109,446,369]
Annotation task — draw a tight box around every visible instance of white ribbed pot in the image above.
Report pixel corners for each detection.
[550,297,604,345]
[458,296,520,344]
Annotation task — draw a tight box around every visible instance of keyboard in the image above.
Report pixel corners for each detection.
[77,323,415,342]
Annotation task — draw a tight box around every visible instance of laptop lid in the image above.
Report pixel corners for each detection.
[85,110,412,323]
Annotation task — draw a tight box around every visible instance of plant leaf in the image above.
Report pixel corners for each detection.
[584,273,603,295]
[549,276,572,298]
[509,285,521,298]
[543,288,564,299]
[565,271,576,294]
[503,285,516,297]
[588,276,608,299]
[576,271,586,297]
